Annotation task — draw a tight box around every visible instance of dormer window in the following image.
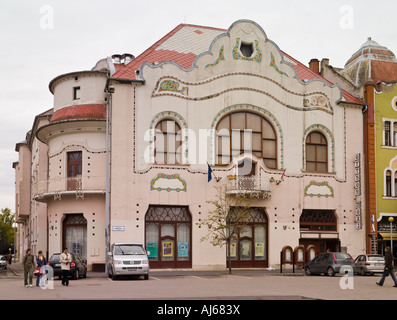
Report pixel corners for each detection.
[73,86,81,100]
[240,42,253,58]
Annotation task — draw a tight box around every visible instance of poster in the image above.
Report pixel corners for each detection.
[162,242,173,257]
[146,242,157,258]
[255,242,265,257]
[227,242,237,257]
[178,242,188,257]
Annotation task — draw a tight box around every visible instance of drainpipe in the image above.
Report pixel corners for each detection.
[105,85,114,277]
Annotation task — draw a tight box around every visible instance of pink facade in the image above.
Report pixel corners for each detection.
[14,20,366,270]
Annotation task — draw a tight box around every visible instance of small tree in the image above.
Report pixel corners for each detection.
[197,183,251,274]
[0,208,15,253]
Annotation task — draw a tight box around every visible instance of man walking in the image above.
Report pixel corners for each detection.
[22,248,35,287]
[60,247,71,286]
[377,246,397,287]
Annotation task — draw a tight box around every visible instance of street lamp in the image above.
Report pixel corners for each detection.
[389,217,394,257]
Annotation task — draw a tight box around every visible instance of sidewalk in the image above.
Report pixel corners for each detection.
[6,261,304,278]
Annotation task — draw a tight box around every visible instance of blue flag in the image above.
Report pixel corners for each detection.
[207,162,213,182]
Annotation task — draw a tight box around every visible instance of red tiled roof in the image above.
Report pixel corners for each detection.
[50,104,106,122]
[282,52,363,104]
[112,23,363,104]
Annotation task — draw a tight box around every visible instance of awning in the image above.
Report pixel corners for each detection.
[378,232,395,240]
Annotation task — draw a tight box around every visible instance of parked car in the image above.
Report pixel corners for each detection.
[354,254,385,276]
[48,252,87,280]
[304,252,355,276]
[0,255,7,271]
[107,243,149,280]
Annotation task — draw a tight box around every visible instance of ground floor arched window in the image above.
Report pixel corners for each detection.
[145,206,192,269]
[227,207,268,268]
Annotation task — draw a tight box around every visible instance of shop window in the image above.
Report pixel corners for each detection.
[216,111,277,169]
[227,207,268,268]
[154,120,182,164]
[145,206,191,268]
[306,132,328,173]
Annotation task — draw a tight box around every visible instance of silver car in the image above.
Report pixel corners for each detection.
[0,255,7,271]
[354,254,385,276]
[108,243,149,280]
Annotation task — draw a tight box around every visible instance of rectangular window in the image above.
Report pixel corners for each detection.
[73,87,81,100]
[67,151,82,191]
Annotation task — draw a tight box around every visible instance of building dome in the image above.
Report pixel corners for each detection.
[342,37,397,87]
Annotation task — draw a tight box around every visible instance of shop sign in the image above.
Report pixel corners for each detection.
[354,154,362,229]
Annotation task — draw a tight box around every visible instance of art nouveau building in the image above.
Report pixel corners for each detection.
[14,20,366,270]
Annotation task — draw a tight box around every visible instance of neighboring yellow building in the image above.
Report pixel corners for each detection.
[373,82,397,255]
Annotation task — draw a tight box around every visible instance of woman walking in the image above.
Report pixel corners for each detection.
[36,251,47,287]
[22,249,35,287]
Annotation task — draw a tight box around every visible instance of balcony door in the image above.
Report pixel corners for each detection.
[67,151,82,191]
[238,159,256,190]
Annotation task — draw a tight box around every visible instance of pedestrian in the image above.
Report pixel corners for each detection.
[22,248,35,287]
[60,247,71,286]
[377,246,397,287]
[7,253,12,265]
[36,250,47,287]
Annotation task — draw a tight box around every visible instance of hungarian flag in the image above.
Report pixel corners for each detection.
[207,162,213,182]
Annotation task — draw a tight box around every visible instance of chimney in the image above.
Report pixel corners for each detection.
[309,58,320,74]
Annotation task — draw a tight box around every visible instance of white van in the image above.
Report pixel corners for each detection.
[108,243,149,280]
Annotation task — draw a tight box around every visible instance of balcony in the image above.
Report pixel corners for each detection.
[226,175,271,199]
[32,176,106,202]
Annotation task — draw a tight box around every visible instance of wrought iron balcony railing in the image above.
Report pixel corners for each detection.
[226,175,271,199]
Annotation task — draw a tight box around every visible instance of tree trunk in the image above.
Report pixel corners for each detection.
[227,239,232,274]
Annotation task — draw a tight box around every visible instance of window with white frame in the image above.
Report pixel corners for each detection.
[215,111,277,169]
[383,119,397,147]
[154,119,182,164]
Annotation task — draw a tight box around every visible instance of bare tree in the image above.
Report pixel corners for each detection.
[197,183,252,274]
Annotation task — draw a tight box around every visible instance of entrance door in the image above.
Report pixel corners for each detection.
[145,206,192,269]
[238,159,256,190]
[228,208,268,268]
[63,214,87,260]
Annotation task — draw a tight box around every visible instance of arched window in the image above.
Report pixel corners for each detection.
[154,120,181,164]
[300,210,337,231]
[145,206,192,269]
[215,112,277,169]
[306,132,328,173]
[386,170,392,197]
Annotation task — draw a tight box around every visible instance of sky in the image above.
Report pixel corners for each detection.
[0,0,396,213]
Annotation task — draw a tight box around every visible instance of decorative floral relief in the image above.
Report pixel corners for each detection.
[205,46,225,68]
[150,173,187,192]
[158,80,188,95]
[304,181,334,198]
[270,53,288,77]
[232,38,262,63]
[303,94,330,110]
